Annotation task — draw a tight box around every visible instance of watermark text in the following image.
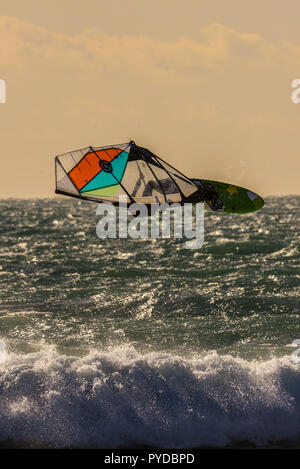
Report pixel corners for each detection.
[0,340,6,364]
[0,79,6,103]
[291,79,300,103]
[96,196,204,249]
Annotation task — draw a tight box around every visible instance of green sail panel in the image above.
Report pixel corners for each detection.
[81,185,121,197]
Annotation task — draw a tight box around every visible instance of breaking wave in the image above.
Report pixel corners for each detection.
[0,345,299,448]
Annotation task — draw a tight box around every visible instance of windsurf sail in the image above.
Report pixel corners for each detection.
[55,141,198,205]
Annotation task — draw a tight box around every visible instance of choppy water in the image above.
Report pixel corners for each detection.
[0,197,299,448]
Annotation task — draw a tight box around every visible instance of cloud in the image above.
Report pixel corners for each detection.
[0,17,292,71]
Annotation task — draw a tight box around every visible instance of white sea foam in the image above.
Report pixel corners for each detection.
[0,345,299,448]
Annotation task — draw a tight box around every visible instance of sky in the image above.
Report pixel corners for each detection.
[0,0,300,197]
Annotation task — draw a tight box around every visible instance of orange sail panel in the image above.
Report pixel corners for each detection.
[68,148,122,191]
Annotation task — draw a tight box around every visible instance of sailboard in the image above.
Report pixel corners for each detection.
[191,179,264,213]
[55,141,199,206]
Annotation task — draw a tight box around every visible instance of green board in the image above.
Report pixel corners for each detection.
[190,179,264,213]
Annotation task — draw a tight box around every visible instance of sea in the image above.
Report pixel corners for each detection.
[0,196,299,448]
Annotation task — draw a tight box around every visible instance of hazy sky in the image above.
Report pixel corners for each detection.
[0,0,300,197]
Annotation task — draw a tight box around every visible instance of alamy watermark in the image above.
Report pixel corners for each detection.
[0,340,6,364]
[0,79,6,103]
[96,196,204,249]
[291,79,300,103]
[291,339,300,364]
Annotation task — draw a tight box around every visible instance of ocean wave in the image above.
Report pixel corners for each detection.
[0,345,299,448]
